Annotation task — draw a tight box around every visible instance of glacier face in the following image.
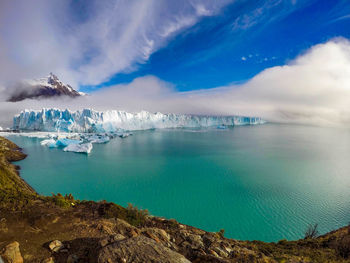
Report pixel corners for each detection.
[13,108,265,133]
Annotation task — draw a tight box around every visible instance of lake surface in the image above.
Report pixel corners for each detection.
[8,124,350,242]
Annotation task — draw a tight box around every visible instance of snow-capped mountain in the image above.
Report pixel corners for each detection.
[13,108,265,132]
[7,73,84,102]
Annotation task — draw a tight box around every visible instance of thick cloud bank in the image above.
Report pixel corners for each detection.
[1,39,350,128]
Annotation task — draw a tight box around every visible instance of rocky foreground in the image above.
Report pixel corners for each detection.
[0,136,349,263]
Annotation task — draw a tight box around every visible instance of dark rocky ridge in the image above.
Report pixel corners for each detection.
[7,73,82,102]
[0,136,349,263]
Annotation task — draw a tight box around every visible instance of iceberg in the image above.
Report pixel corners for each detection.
[63,142,93,154]
[217,125,228,130]
[88,134,110,144]
[40,137,84,151]
[40,139,58,148]
[13,108,265,133]
[56,138,82,147]
[118,132,132,138]
[39,134,113,153]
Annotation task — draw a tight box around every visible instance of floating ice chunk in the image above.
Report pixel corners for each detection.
[40,139,58,148]
[118,132,132,138]
[56,138,82,147]
[36,132,119,153]
[217,125,228,129]
[0,126,2,131]
[88,135,110,144]
[63,142,92,154]
[48,134,58,139]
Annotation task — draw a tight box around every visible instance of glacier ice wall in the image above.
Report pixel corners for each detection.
[13,108,265,132]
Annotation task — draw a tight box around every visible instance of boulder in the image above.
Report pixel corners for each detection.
[142,228,171,242]
[98,235,190,263]
[1,242,23,263]
[41,257,54,263]
[100,234,126,247]
[186,234,204,250]
[48,240,64,252]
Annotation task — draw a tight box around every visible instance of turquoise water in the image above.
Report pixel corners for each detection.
[8,124,350,242]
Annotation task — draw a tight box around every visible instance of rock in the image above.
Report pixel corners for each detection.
[186,234,204,250]
[95,220,117,235]
[154,228,171,241]
[99,238,109,247]
[67,254,79,263]
[112,234,126,242]
[142,229,160,243]
[113,218,139,237]
[222,245,233,254]
[212,246,229,258]
[209,249,219,257]
[48,240,64,252]
[202,233,216,246]
[141,228,176,249]
[128,229,139,238]
[98,235,191,263]
[190,228,206,235]
[100,234,126,247]
[1,242,23,263]
[41,257,54,263]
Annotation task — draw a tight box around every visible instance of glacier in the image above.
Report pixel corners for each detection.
[10,108,265,154]
[13,108,265,133]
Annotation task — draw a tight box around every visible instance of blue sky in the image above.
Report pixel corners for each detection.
[80,0,350,92]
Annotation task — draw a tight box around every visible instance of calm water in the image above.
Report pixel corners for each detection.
[8,124,350,242]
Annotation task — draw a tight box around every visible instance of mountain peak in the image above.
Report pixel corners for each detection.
[7,73,84,102]
[48,72,59,82]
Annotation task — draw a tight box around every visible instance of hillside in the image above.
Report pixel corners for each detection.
[0,136,349,263]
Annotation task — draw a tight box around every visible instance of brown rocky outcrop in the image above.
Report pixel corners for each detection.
[0,242,23,263]
[98,235,191,263]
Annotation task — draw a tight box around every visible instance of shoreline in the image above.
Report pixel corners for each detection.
[10,145,38,196]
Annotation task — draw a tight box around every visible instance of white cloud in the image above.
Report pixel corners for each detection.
[0,0,232,88]
[89,38,350,126]
[1,38,350,128]
[198,38,350,126]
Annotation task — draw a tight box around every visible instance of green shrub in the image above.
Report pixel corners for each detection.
[97,201,149,227]
[98,201,127,219]
[126,203,149,227]
[168,219,179,229]
[51,193,75,208]
[277,239,288,245]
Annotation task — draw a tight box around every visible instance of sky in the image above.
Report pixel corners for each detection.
[0,0,350,126]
